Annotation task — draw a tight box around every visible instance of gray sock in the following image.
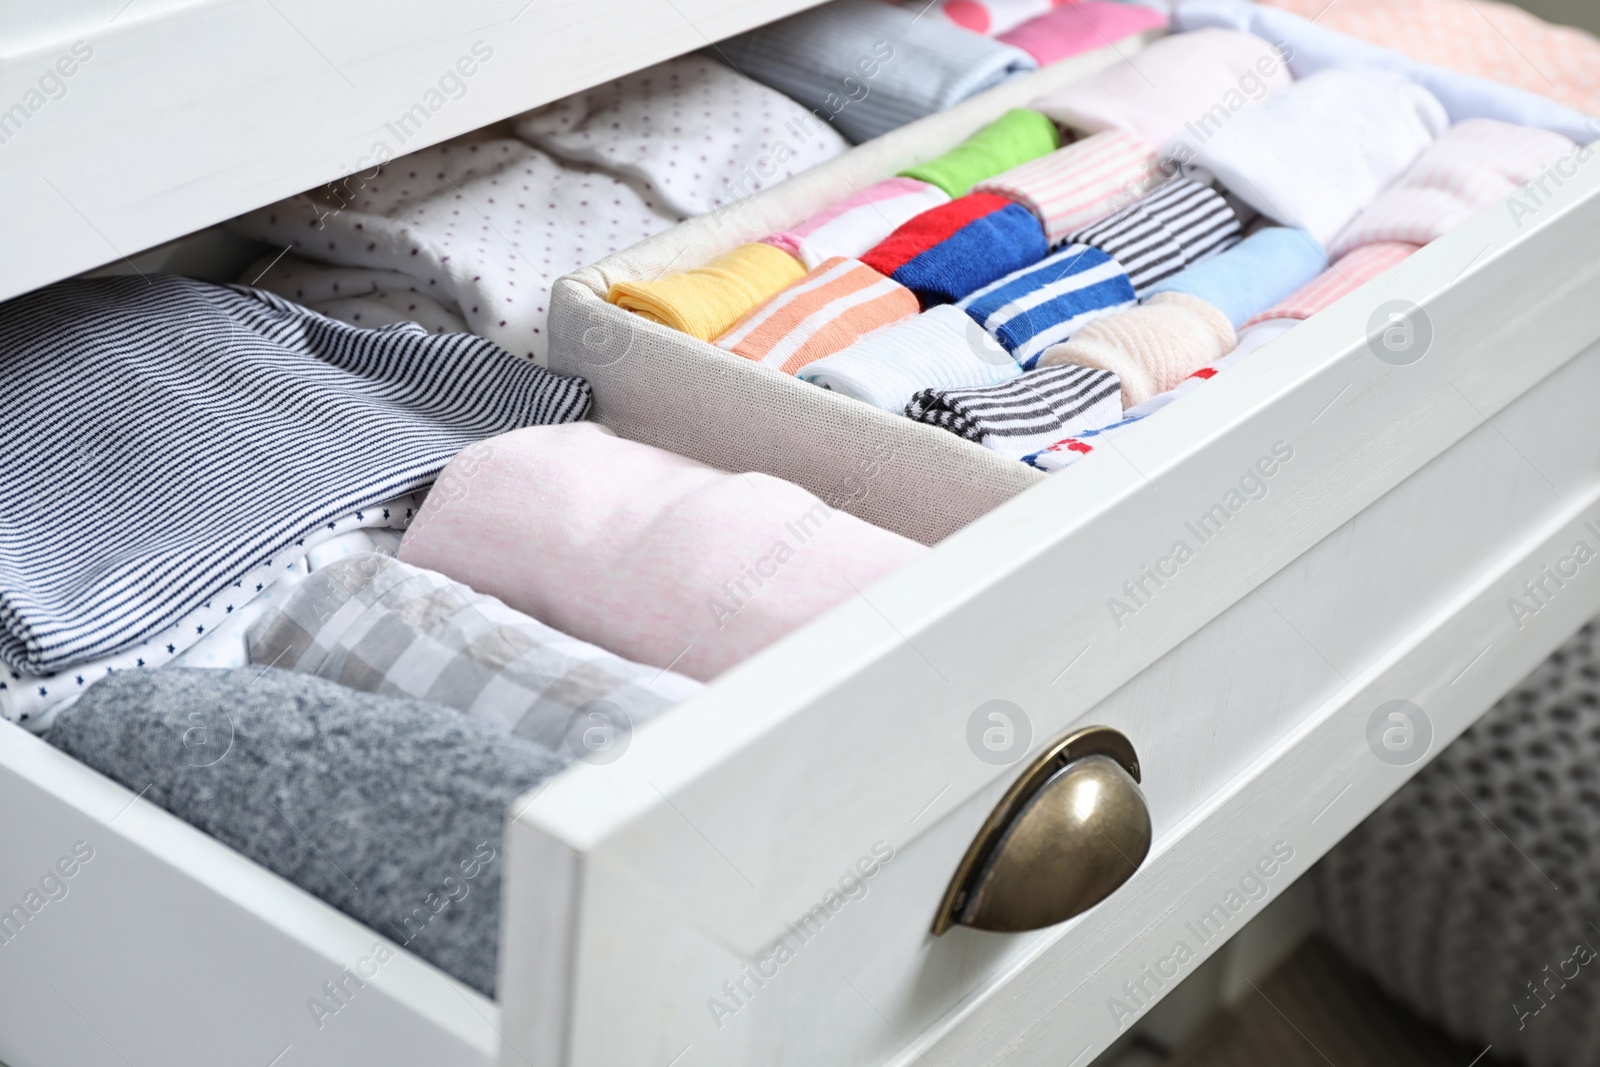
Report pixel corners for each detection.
[46,667,563,996]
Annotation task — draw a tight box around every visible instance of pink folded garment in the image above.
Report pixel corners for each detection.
[1328,118,1578,258]
[760,178,951,270]
[973,129,1165,244]
[998,1,1169,66]
[916,0,1072,37]
[1029,28,1295,147]
[1241,241,1421,328]
[398,424,928,682]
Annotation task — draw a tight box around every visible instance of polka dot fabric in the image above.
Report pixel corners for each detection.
[513,54,849,218]
[232,133,669,364]
[1261,0,1600,116]
[1318,619,1600,1067]
[232,56,849,363]
[242,254,468,335]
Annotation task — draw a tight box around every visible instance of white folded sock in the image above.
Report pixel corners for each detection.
[761,178,951,269]
[1166,68,1450,248]
[798,305,1022,412]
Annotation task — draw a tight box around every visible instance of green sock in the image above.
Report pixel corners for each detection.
[899,108,1061,198]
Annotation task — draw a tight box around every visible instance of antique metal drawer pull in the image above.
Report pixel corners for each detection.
[933,726,1150,935]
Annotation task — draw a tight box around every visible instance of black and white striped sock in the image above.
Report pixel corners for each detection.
[905,364,1123,460]
[1066,178,1243,295]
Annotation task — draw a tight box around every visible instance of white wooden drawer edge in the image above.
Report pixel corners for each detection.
[0,723,497,1067]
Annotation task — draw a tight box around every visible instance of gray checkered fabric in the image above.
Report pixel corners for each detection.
[246,554,702,757]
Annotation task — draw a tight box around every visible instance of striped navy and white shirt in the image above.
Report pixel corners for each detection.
[0,275,590,675]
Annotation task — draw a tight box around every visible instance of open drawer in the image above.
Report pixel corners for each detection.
[5,27,1600,1067]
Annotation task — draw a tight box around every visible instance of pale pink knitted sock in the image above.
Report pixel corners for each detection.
[1037,292,1236,407]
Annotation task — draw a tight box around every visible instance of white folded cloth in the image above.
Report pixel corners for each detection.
[1167,68,1450,247]
[760,178,951,269]
[798,305,1022,411]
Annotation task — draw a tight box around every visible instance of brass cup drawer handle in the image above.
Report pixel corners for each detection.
[933,726,1151,935]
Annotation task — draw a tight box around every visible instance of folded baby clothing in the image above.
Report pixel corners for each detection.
[0,276,589,680]
[2,512,416,732]
[1065,178,1243,295]
[48,668,562,997]
[1328,118,1579,257]
[798,304,1023,411]
[860,192,1051,307]
[397,424,928,681]
[974,129,1167,245]
[1143,227,1328,329]
[997,2,1170,66]
[242,254,469,335]
[899,108,1061,199]
[1172,1,1599,146]
[760,178,952,269]
[247,554,702,755]
[713,0,1038,144]
[913,0,1067,37]
[232,55,848,362]
[1256,0,1600,118]
[513,54,849,217]
[1040,290,1237,406]
[1030,28,1295,147]
[957,243,1137,368]
[606,242,807,340]
[1242,241,1422,328]
[1170,68,1450,248]
[231,135,673,363]
[906,364,1124,459]
[1230,317,1299,360]
[715,257,921,374]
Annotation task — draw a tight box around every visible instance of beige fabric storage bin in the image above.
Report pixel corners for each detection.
[548,35,1167,546]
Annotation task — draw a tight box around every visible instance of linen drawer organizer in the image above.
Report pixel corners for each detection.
[5,27,1600,1067]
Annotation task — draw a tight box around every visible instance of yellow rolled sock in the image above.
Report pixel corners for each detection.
[607,243,807,341]
[1037,291,1235,408]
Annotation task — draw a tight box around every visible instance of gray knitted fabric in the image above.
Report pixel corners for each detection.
[47,668,564,997]
[1318,621,1600,1066]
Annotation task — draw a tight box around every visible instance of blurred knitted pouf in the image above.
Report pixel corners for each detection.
[1318,620,1600,1067]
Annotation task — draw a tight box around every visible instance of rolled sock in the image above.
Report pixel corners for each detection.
[1065,178,1244,295]
[1039,290,1236,406]
[0,275,589,679]
[1167,68,1450,248]
[905,364,1124,459]
[1143,227,1327,329]
[899,108,1061,199]
[957,243,1137,369]
[715,258,921,374]
[798,304,1023,411]
[760,178,951,269]
[47,668,564,997]
[1030,28,1295,146]
[512,54,848,217]
[398,424,928,682]
[861,193,1051,307]
[1253,0,1600,118]
[998,2,1170,66]
[1329,118,1579,257]
[1242,241,1421,328]
[713,0,1037,144]
[974,129,1167,245]
[1173,0,1600,146]
[915,0,1065,37]
[246,554,701,753]
[607,243,807,340]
